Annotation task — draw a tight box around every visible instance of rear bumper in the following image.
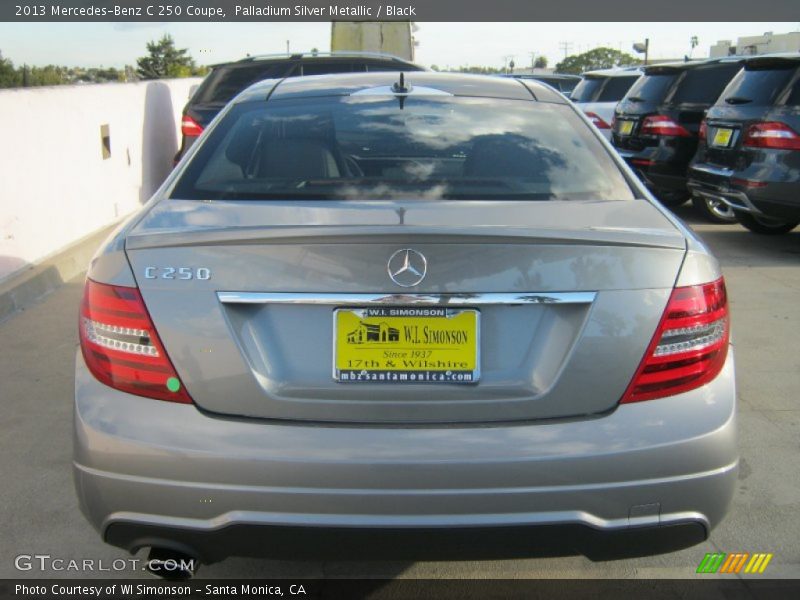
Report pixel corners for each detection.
[74,349,738,562]
[689,163,800,221]
[615,137,698,194]
[104,520,708,563]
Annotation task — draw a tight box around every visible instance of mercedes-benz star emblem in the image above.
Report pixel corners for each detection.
[387,249,427,287]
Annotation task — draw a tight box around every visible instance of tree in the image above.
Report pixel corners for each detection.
[455,65,503,75]
[136,35,196,80]
[0,50,21,88]
[27,65,69,86]
[534,56,548,69]
[555,47,640,74]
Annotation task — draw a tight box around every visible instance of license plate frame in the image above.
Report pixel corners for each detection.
[618,120,635,136]
[333,307,480,384]
[712,127,734,147]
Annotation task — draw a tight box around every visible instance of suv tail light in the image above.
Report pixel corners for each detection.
[621,278,729,403]
[585,111,611,129]
[181,115,204,137]
[743,121,800,150]
[641,115,692,137]
[79,279,192,403]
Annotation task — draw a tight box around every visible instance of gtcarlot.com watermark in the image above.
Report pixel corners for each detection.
[14,553,196,575]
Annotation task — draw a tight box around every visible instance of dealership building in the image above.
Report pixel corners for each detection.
[710,31,800,57]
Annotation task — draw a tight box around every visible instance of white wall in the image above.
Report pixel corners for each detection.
[0,78,201,281]
[710,32,800,58]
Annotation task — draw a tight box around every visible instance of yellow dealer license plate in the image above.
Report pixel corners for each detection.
[334,307,479,384]
[619,120,634,135]
[712,127,734,147]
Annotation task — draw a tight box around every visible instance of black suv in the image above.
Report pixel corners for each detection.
[612,58,745,220]
[688,54,800,234]
[175,52,424,162]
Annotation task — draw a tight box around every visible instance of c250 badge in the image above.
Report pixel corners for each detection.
[143,267,211,280]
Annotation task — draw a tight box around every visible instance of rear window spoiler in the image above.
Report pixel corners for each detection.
[744,56,800,70]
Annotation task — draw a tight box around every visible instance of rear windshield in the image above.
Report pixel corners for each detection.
[534,77,579,93]
[717,64,799,106]
[570,78,603,102]
[787,77,800,106]
[300,60,409,76]
[557,79,579,93]
[624,73,678,103]
[172,96,634,201]
[669,63,742,105]
[193,64,291,104]
[596,75,640,102]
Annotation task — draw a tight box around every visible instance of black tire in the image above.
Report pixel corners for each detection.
[736,212,799,235]
[652,189,690,208]
[691,195,738,224]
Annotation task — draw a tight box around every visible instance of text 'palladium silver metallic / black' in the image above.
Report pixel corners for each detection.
[387,248,427,287]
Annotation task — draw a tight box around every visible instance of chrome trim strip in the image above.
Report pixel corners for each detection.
[718,194,762,215]
[690,164,735,178]
[102,506,710,532]
[217,292,596,306]
[688,183,762,215]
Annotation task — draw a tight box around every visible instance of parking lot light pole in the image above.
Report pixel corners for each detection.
[633,39,649,66]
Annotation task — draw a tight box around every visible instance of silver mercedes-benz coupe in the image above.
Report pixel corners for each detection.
[74,72,736,571]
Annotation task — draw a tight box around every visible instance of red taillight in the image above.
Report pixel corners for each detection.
[731,177,768,188]
[699,120,707,141]
[585,111,611,129]
[641,115,692,137]
[631,158,655,167]
[79,279,193,403]
[181,115,204,137]
[621,278,729,403]
[743,121,800,150]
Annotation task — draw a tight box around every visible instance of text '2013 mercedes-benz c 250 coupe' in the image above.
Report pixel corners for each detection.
[74,72,736,572]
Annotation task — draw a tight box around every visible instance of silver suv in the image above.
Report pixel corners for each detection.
[571,67,642,140]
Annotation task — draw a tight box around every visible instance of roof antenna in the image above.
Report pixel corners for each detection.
[392,72,411,109]
[392,72,411,94]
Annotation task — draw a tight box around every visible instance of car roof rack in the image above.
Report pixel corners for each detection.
[237,51,415,63]
[504,73,582,80]
[582,66,643,77]
[743,51,800,62]
[643,56,750,74]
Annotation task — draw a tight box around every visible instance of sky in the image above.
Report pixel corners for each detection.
[0,22,798,69]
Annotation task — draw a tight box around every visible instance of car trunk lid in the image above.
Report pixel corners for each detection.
[125,199,686,424]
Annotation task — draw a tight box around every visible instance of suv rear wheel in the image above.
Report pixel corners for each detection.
[736,212,799,235]
[692,195,737,224]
